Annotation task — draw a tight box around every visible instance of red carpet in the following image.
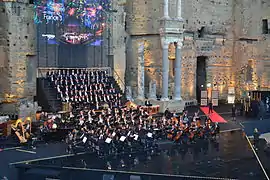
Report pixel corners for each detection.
[200,107,227,123]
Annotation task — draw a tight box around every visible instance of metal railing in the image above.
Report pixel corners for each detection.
[37,67,112,78]
[113,70,125,94]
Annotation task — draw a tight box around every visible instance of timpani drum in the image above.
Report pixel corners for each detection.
[142,105,160,115]
[62,102,71,112]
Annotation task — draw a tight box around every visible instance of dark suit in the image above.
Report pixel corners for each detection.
[145,100,152,106]
[208,102,213,114]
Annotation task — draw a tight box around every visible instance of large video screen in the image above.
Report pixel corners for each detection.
[34,0,111,45]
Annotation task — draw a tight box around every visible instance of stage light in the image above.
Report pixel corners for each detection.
[120,159,125,167]
[133,157,139,165]
[106,161,112,170]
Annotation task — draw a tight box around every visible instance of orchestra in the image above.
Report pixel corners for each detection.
[60,106,220,156]
[10,105,220,154]
[9,69,220,155]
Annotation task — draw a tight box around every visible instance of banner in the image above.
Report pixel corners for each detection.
[201,99,208,106]
[228,87,235,94]
[212,90,219,99]
[201,91,207,99]
[212,99,218,106]
[228,95,235,104]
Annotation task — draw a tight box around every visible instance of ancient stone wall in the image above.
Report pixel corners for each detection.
[125,0,270,100]
[0,1,37,114]
[111,1,126,91]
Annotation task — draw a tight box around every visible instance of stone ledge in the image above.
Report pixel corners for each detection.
[134,98,185,113]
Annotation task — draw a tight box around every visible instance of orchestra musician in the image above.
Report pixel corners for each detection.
[208,99,213,114]
[145,99,152,107]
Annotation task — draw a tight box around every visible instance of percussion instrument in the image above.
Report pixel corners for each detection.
[62,102,72,112]
[141,105,160,115]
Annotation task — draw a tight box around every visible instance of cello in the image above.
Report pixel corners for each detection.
[173,126,183,142]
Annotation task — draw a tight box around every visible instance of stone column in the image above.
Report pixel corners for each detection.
[149,80,157,100]
[177,0,182,20]
[174,41,183,100]
[163,0,170,19]
[126,86,133,101]
[137,41,145,99]
[161,41,169,101]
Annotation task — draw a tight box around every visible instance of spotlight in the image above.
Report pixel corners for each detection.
[106,161,112,170]
[133,157,139,165]
[120,159,125,167]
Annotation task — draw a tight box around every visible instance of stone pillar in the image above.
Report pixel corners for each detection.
[149,80,157,100]
[174,41,183,100]
[177,0,182,19]
[137,41,145,99]
[161,41,169,101]
[126,86,133,101]
[163,0,170,19]
[18,100,38,120]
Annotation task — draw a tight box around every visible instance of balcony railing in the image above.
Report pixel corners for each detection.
[113,70,125,94]
[37,67,112,78]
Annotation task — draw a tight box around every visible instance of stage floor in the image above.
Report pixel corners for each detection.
[7,130,267,180]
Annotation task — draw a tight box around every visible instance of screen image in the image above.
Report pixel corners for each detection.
[34,0,111,45]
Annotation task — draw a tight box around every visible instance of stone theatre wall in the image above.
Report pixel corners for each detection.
[0,0,37,115]
[124,0,270,100]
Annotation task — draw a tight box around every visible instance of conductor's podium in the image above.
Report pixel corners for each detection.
[141,105,160,115]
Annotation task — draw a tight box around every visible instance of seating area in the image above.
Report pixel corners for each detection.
[45,68,123,111]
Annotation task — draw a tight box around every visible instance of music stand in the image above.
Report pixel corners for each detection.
[82,137,87,144]
[105,138,112,144]
[147,133,153,138]
[120,136,126,142]
[134,134,139,141]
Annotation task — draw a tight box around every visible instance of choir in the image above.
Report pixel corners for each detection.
[46,69,122,110]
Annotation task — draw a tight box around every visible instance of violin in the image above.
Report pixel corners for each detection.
[167,132,173,140]
[196,120,201,127]
[171,117,178,125]
[173,128,183,141]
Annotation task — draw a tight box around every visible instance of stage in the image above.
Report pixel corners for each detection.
[7,130,266,180]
